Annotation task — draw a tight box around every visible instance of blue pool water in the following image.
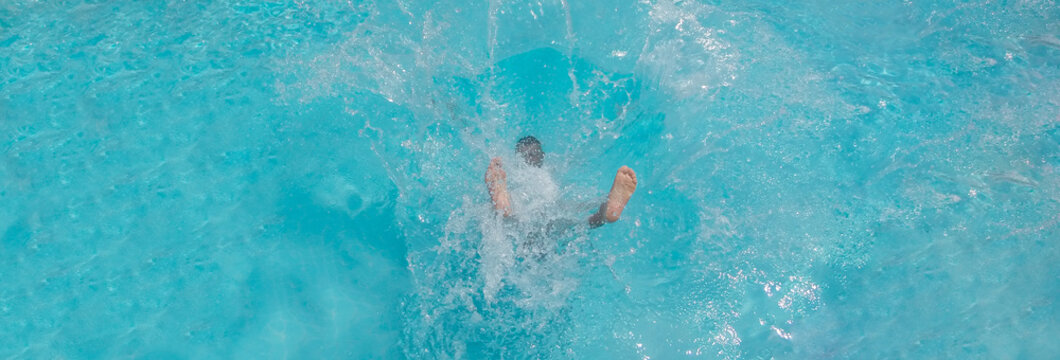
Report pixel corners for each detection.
[2,0,1059,358]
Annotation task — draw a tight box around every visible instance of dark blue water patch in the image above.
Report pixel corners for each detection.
[485,47,640,132]
[349,191,409,266]
[274,185,408,268]
[0,34,18,47]
[276,187,361,238]
[1046,125,1060,165]
[1024,38,1060,67]
[490,47,574,115]
[428,74,481,128]
[1,219,30,251]
[609,111,666,160]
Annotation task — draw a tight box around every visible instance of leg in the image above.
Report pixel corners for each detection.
[485,157,512,217]
[588,166,638,228]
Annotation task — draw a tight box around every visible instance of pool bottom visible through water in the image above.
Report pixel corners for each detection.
[1,0,1059,358]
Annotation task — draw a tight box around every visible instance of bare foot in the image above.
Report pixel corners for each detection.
[485,157,512,216]
[603,166,637,222]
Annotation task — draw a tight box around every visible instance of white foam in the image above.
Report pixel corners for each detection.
[478,213,513,303]
[505,163,561,219]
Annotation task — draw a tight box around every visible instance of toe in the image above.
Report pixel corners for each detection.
[618,166,637,186]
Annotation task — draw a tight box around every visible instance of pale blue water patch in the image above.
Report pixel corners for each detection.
[2,0,1059,359]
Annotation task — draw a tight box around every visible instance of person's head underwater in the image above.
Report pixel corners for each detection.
[516,136,544,168]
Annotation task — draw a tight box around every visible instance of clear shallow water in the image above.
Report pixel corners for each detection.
[2,0,1058,358]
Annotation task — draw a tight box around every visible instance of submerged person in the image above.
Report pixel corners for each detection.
[483,136,637,230]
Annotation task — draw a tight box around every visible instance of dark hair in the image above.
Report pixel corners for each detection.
[516,136,544,167]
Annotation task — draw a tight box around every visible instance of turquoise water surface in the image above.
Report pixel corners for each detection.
[2,0,1059,358]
